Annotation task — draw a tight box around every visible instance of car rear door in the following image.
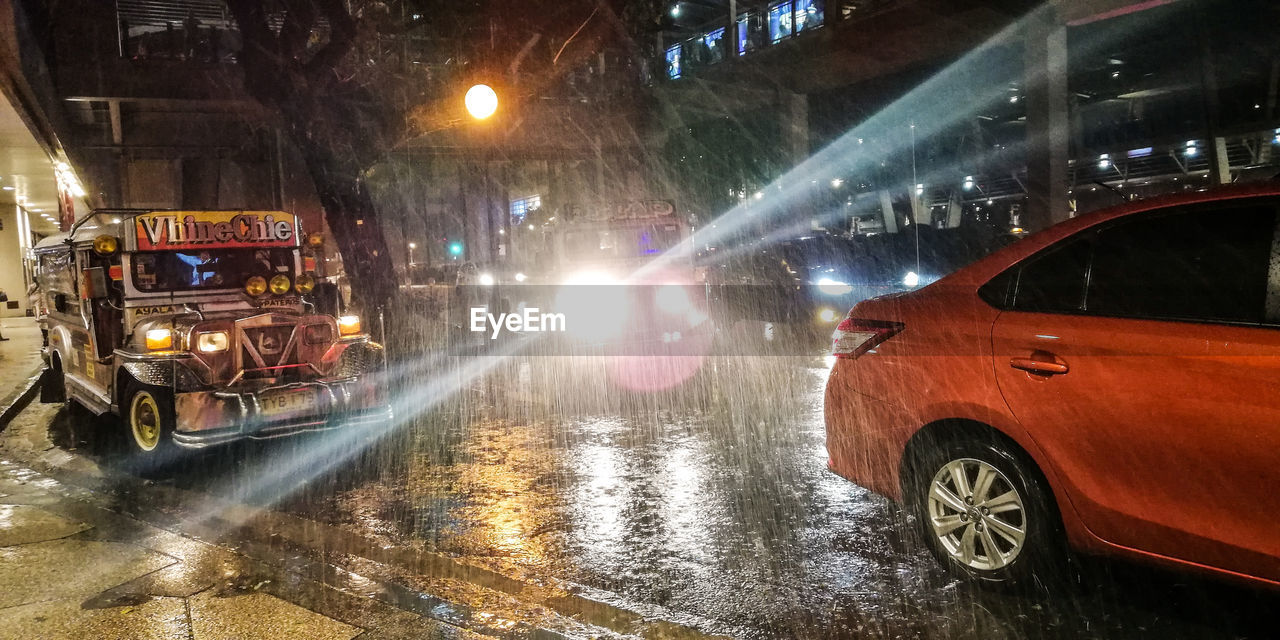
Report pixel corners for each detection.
[989,199,1280,581]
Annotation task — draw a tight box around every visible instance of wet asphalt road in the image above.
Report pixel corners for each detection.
[36,329,1280,639]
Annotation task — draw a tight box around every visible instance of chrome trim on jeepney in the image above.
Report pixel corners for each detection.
[170,406,393,448]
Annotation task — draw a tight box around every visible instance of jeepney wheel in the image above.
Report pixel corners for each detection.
[123,381,178,472]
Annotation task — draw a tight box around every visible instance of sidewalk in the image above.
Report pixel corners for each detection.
[0,319,505,639]
[0,454,487,640]
[0,317,720,640]
[0,316,44,427]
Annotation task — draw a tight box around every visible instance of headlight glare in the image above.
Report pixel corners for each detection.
[656,284,692,314]
[816,277,853,296]
[196,331,229,353]
[338,315,362,336]
[145,328,173,351]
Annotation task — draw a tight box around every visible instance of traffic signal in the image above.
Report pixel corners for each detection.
[448,241,464,256]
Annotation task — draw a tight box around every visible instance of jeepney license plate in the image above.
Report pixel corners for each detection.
[259,388,318,417]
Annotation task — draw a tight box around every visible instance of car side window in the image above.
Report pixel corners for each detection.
[1087,204,1276,324]
[1008,236,1093,314]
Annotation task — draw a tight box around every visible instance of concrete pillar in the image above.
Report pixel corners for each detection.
[946,192,963,228]
[910,186,928,226]
[782,92,809,164]
[728,0,738,58]
[0,206,30,317]
[1023,9,1071,232]
[1210,137,1231,185]
[878,190,898,234]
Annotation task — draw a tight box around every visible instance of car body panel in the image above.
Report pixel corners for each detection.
[991,311,1280,581]
[825,183,1280,587]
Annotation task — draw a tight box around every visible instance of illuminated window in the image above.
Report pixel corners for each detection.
[703,27,726,64]
[768,1,793,43]
[510,195,541,223]
[665,45,682,79]
[794,0,823,33]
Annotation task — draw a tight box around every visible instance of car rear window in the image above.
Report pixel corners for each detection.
[1086,204,1275,324]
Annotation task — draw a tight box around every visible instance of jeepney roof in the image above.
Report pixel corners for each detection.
[34,233,70,251]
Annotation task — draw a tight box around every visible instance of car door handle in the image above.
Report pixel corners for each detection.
[1009,356,1069,375]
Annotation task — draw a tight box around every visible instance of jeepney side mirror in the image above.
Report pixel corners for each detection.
[82,267,109,300]
[53,293,68,314]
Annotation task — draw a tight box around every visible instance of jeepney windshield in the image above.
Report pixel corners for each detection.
[131,248,295,292]
[561,222,685,262]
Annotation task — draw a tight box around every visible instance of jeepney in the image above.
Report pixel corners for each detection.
[33,209,390,466]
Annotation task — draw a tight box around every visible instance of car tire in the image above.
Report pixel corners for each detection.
[908,436,1066,590]
[122,381,180,475]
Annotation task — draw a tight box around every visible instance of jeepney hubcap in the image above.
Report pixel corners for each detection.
[130,392,162,452]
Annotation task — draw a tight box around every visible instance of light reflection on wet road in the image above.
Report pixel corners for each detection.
[275,351,1277,639]
[38,335,1279,638]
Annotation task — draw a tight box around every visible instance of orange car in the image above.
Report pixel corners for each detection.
[824,184,1280,588]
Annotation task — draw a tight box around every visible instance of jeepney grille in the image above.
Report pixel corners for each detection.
[240,325,299,378]
[333,341,383,379]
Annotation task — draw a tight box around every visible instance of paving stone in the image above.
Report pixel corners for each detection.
[0,539,175,608]
[188,590,362,640]
[0,595,190,640]
[0,504,91,545]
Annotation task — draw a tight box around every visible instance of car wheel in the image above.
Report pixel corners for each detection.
[911,438,1064,588]
[123,381,179,474]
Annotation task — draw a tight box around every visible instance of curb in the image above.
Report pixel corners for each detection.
[0,365,45,432]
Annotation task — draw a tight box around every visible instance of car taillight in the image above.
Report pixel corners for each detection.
[831,316,903,359]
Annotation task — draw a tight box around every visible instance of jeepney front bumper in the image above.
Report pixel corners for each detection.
[171,377,392,449]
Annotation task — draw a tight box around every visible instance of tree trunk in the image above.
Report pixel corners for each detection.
[294,136,398,312]
[222,0,400,316]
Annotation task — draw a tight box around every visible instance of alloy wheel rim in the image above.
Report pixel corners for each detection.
[130,392,161,452]
[927,457,1026,571]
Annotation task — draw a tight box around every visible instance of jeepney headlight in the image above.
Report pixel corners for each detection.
[269,274,292,295]
[338,315,362,336]
[145,328,173,351]
[295,273,316,293]
[245,276,268,296]
[93,235,119,256]
[196,331,229,353]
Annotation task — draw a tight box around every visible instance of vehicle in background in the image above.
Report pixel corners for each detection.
[706,226,1009,331]
[501,200,711,350]
[825,185,1280,588]
[34,209,390,471]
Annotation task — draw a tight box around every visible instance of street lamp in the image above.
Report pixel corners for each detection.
[464,84,498,120]
[407,242,417,266]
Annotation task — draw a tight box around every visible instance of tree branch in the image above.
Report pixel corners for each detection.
[278,0,317,61]
[223,0,284,103]
[304,0,358,84]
